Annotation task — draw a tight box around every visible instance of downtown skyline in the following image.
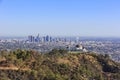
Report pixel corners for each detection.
[0,0,120,37]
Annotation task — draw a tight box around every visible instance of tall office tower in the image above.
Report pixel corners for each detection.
[35,34,40,43]
[50,36,52,42]
[28,35,32,42]
[40,37,44,43]
[28,35,35,42]
[43,36,46,42]
[46,35,50,42]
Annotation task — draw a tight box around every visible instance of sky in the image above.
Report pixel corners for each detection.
[0,0,120,37]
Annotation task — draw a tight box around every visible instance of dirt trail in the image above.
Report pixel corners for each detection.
[0,66,19,70]
[0,66,30,71]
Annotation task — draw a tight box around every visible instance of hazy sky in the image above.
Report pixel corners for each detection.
[0,0,120,37]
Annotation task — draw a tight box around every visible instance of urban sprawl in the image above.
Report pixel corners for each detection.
[0,34,120,62]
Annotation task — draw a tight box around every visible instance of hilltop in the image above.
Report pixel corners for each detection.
[0,49,120,80]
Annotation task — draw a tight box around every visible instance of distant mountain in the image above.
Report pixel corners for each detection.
[0,36,26,40]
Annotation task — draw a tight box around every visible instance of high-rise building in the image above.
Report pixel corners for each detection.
[50,37,52,42]
[46,35,50,42]
[43,36,46,42]
[28,35,35,42]
[35,34,40,43]
[41,37,44,42]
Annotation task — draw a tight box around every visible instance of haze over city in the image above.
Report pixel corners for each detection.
[1,1,120,80]
[0,0,120,37]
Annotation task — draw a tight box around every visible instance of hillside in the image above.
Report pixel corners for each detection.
[0,49,120,80]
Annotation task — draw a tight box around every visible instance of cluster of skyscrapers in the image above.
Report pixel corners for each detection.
[28,34,52,43]
[28,34,80,43]
[28,34,69,43]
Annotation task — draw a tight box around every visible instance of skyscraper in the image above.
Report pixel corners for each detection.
[46,35,50,42]
[35,34,40,43]
[28,35,35,42]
